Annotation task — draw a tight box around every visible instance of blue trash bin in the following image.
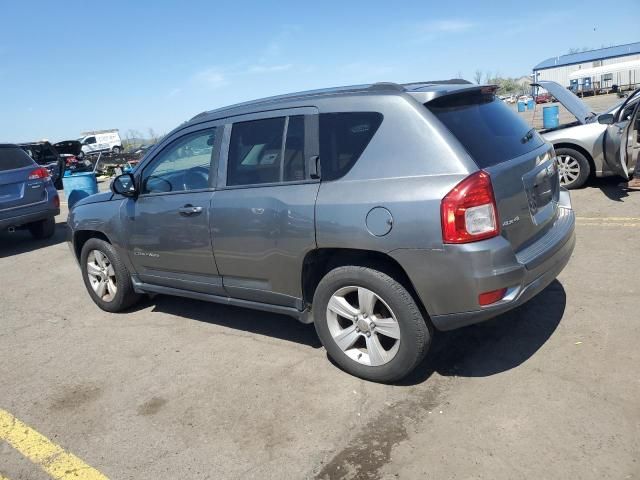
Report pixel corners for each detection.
[517,101,526,112]
[527,99,535,110]
[543,105,560,129]
[62,172,98,208]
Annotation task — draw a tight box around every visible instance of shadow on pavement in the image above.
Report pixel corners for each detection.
[141,279,565,381]
[593,176,638,202]
[399,280,566,385]
[145,295,322,348]
[0,222,67,258]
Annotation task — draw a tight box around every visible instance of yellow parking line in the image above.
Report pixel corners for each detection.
[0,409,108,480]
[576,217,640,221]
[578,222,640,227]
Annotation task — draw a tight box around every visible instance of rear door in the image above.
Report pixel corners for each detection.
[0,147,46,219]
[426,88,560,252]
[211,108,320,308]
[603,90,640,179]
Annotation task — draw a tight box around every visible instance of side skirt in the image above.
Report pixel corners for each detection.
[131,277,313,324]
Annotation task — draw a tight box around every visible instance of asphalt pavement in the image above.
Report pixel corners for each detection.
[1,178,639,480]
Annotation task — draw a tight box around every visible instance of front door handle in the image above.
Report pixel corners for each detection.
[178,205,203,216]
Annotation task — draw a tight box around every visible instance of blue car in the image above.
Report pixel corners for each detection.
[0,144,60,239]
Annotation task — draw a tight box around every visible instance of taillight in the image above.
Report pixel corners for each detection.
[28,167,50,180]
[441,170,499,244]
[53,194,60,208]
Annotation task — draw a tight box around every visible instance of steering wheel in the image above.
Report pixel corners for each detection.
[182,166,209,191]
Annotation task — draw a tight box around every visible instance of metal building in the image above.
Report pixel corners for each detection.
[533,42,640,94]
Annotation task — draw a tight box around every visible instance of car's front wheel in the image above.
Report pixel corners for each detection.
[555,147,591,189]
[313,266,431,383]
[80,238,141,312]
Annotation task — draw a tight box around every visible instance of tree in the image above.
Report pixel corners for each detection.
[474,69,482,85]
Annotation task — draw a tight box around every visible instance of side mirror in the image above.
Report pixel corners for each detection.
[598,113,615,125]
[111,173,137,197]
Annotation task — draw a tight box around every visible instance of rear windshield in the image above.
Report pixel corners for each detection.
[426,90,545,168]
[0,147,35,171]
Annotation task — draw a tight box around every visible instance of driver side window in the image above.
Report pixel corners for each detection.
[142,128,216,194]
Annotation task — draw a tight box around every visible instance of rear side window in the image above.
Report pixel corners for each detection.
[227,117,285,186]
[427,91,545,168]
[0,147,35,171]
[319,112,383,181]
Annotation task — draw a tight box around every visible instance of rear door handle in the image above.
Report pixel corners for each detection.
[178,205,203,216]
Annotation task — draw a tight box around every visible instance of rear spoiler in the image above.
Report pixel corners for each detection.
[408,84,499,104]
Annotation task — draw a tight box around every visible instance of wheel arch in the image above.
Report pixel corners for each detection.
[301,248,430,319]
[553,142,596,177]
[73,230,112,260]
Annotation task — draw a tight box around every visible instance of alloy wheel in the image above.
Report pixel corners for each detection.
[326,286,401,366]
[86,250,117,302]
[557,155,581,185]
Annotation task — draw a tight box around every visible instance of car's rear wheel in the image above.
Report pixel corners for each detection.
[28,216,56,239]
[555,147,590,189]
[313,266,431,383]
[80,238,141,312]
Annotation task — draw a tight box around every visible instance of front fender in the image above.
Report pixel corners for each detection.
[67,198,136,273]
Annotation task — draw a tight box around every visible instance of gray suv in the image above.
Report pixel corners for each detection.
[67,82,575,382]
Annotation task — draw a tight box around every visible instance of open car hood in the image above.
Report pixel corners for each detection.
[53,140,82,156]
[533,80,594,124]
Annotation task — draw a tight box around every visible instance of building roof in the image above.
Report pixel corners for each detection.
[533,42,640,71]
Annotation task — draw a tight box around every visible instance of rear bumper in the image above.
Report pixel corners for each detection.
[0,188,60,229]
[0,207,59,229]
[391,196,575,331]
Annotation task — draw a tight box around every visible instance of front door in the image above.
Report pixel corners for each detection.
[124,126,225,295]
[212,111,319,308]
[604,90,640,179]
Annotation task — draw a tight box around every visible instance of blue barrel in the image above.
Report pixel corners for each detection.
[527,99,535,110]
[517,101,526,112]
[62,172,98,208]
[543,105,560,129]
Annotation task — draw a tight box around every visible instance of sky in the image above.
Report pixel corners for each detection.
[1,0,638,142]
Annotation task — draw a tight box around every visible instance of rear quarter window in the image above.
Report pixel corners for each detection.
[319,112,383,181]
[0,147,35,171]
[426,91,545,168]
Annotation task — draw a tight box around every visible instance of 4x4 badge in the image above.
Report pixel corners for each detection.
[502,216,520,227]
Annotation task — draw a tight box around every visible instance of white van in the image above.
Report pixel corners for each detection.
[77,130,122,156]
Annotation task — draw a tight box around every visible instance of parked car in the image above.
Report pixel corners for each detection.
[67,81,576,382]
[535,93,552,104]
[18,141,66,189]
[536,80,640,189]
[504,94,517,104]
[1,144,60,238]
[77,130,122,157]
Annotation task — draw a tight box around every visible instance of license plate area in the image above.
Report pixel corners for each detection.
[522,159,559,225]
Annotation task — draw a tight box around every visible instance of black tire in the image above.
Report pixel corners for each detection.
[555,147,591,189]
[28,216,56,239]
[54,177,64,190]
[313,266,431,383]
[80,238,141,312]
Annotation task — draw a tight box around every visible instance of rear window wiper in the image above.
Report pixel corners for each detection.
[520,128,535,144]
